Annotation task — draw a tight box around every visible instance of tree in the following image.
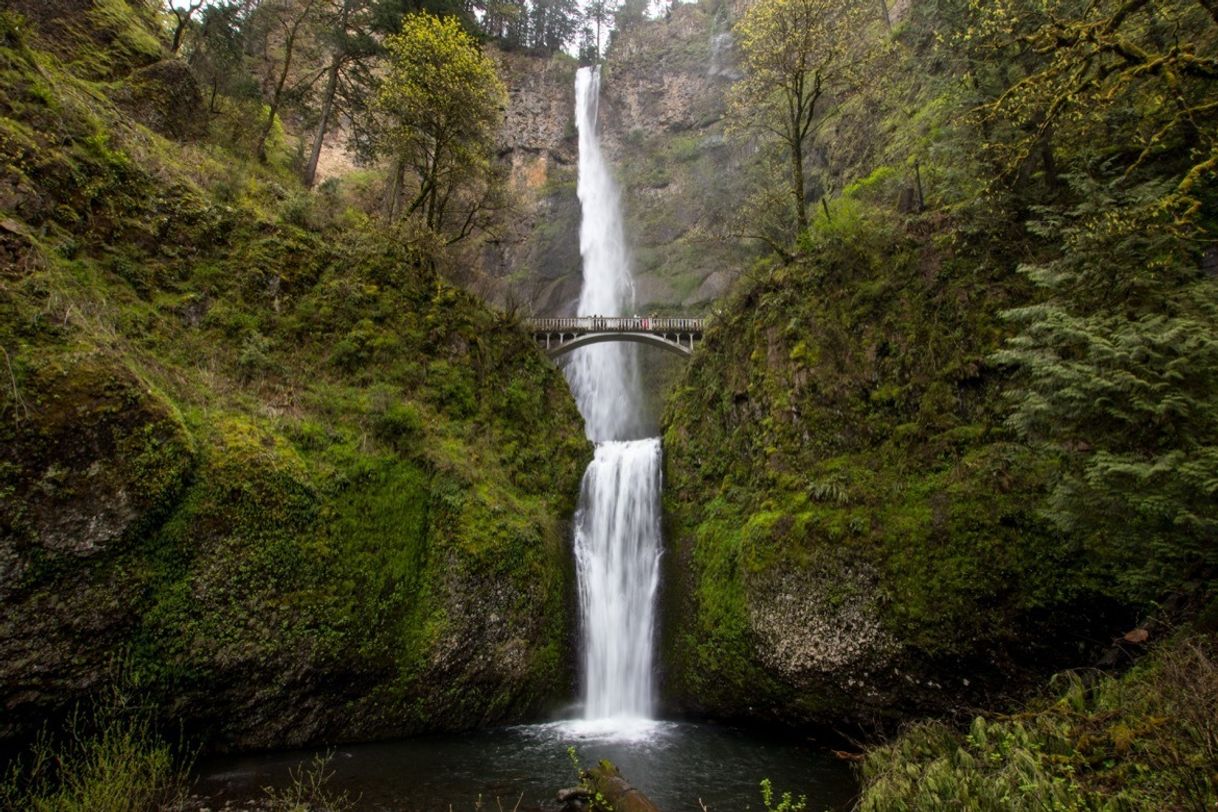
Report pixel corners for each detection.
[528,0,580,52]
[728,0,874,236]
[375,13,507,241]
[978,0,1218,598]
[164,0,208,52]
[301,0,381,185]
[249,0,322,163]
[583,0,615,61]
[187,1,258,113]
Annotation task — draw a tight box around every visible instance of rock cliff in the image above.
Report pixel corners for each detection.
[488,0,755,315]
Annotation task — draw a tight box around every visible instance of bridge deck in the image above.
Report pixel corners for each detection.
[526,317,704,335]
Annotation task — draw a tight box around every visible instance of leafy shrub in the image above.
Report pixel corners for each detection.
[372,400,424,452]
[859,633,1218,811]
[0,689,191,812]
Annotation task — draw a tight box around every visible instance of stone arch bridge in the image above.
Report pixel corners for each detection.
[526,317,704,358]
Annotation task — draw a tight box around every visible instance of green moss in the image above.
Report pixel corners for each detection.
[0,6,590,749]
[660,195,1121,723]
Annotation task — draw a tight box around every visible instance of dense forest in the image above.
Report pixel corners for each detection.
[0,0,1215,808]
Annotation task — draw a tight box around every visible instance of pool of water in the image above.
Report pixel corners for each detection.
[196,718,857,811]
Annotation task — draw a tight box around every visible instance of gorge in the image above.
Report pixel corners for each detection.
[1,0,1215,809]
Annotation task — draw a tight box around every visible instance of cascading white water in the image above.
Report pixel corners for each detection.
[573,439,662,719]
[565,66,663,724]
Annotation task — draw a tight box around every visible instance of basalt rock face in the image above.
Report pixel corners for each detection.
[596,3,755,311]
[483,51,582,314]
[488,0,754,315]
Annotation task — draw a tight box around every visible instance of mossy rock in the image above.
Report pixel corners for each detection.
[0,350,193,738]
[0,10,590,752]
[660,202,1135,729]
[112,59,205,141]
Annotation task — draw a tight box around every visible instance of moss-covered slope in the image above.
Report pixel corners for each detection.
[660,200,1135,727]
[0,4,589,749]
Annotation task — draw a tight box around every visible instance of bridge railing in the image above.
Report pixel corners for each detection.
[526,317,704,334]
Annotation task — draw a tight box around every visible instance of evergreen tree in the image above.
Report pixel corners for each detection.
[978,0,1218,598]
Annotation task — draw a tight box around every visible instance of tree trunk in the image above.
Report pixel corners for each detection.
[171,17,189,52]
[384,159,405,218]
[303,55,340,186]
[303,0,350,186]
[792,140,808,234]
[256,45,294,163]
[256,2,314,164]
[169,1,202,53]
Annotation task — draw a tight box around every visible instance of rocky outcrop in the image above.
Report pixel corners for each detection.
[0,355,193,738]
[113,59,206,140]
[660,213,1135,730]
[0,6,590,751]
[597,3,755,310]
[483,51,583,314]
[7,0,163,79]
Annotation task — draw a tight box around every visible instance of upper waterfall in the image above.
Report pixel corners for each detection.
[565,66,645,442]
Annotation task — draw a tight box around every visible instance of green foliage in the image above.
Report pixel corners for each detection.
[376,13,507,237]
[661,193,1074,720]
[262,751,355,812]
[859,633,1218,811]
[0,688,192,812]
[967,0,1218,604]
[663,0,1218,736]
[729,0,879,234]
[759,778,807,812]
[0,6,589,756]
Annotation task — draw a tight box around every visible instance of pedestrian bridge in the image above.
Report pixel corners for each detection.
[526,317,704,358]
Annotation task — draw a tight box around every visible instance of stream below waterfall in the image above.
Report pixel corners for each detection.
[196,721,857,810]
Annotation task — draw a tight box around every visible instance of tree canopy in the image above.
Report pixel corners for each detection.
[375,12,507,241]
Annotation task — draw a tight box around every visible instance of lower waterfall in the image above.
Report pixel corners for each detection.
[573,439,663,720]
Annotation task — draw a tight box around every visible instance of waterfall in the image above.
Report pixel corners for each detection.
[565,66,663,724]
[573,439,662,720]
[568,66,644,443]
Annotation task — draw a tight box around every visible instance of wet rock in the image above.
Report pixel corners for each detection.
[557,786,592,810]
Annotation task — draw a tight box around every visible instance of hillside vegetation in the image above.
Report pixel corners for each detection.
[661,0,1218,804]
[0,0,588,753]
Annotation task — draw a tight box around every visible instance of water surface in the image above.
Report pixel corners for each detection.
[197,720,857,811]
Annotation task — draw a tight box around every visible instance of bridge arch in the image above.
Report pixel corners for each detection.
[525,316,704,360]
[546,331,692,358]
